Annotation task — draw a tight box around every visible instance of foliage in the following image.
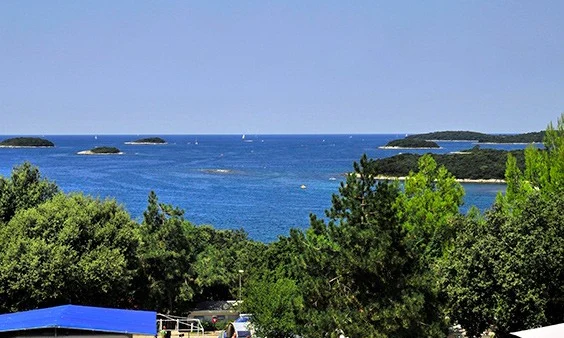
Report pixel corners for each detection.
[136,191,200,313]
[90,146,121,153]
[0,162,59,224]
[0,137,54,147]
[246,155,461,337]
[0,193,139,312]
[136,191,258,313]
[444,192,564,337]
[0,165,262,315]
[394,154,464,263]
[191,226,264,303]
[497,114,563,209]
[383,138,440,148]
[244,277,304,338]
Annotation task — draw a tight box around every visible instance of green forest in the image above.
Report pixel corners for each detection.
[0,115,563,338]
[372,146,525,180]
[405,130,545,143]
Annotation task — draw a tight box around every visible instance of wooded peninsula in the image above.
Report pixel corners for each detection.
[372,146,525,180]
[405,130,544,143]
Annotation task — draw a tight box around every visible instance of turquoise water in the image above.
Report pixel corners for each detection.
[0,134,515,242]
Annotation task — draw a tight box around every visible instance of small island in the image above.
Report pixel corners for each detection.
[380,138,440,149]
[77,146,123,155]
[0,137,55,148]
[125,137,167,145]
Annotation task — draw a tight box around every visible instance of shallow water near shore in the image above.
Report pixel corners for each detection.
[0,134,517,242]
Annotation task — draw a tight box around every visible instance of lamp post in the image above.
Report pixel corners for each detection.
[238,269,244,302]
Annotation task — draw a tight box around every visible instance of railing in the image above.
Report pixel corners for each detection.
[157,313,206,338]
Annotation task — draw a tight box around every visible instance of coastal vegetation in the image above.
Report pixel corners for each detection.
[78,146,122,154]
[0,137,54,147]
[372,146,526,180]
[381,138,440,148]
[405,130,544,143]
[91,146,121,153]
[129,137,167,144]
[0,114,562,337]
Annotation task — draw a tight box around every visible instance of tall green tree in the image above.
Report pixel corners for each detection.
[0,162,58,224]
[394,154,464,262]
[247,155,461,337]
[0,193,138,312]
[499,113,564,207]
[136,191,202,313]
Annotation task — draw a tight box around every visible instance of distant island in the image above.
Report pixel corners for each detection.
[125,137,167,145]
[380,139,440,149]
[405,130,544,143]
[77,146,123,155]
[0,137,55,148]
[370,146,526,181]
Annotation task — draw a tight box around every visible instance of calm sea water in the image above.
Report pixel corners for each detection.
[0,134,521,242]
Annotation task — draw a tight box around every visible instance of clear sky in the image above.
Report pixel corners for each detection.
[1,1,563,135]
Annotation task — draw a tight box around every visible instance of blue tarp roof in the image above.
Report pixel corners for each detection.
[0,305,156,335]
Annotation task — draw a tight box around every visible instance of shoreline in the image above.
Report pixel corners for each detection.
[426,139,479,142]
[378,146,442,150]
[124,142,168,145]
[425,139,541,145]
[0,145,54,148]
[473,141,542,145]
[77,150,124,155]
[373,175,505,184]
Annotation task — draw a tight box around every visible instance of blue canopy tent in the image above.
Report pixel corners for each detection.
[0,305,156,336]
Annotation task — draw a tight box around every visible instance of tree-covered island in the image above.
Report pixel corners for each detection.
[371,146,525,180]
[77,146,122,155]
[0,137,54,147]
[380,138,440,149]
[405,130,544,143]
[125,137,167,144]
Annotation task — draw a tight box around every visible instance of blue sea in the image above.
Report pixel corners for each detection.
[0,134,522,242]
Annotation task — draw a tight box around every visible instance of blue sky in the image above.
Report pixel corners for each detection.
[1,1,563,134]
